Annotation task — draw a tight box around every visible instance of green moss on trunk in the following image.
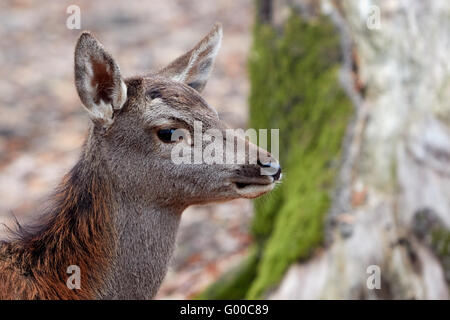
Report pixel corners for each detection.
[200,11,352,299]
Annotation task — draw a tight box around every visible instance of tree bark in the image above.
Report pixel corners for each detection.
[271,0,450,299]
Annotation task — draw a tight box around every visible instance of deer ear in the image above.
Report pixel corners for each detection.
[157,23,222,92]
[74,32,127,125]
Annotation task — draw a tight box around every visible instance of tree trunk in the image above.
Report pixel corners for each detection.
[271,0,450,299]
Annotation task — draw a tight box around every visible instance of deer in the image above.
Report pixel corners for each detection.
[0,24,281,300]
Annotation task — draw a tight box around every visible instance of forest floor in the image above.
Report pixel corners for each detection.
[0,0,253,299]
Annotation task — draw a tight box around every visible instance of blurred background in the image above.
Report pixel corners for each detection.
[0,0,449,299]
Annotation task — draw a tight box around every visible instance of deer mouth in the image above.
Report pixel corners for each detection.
[232,178,275,199]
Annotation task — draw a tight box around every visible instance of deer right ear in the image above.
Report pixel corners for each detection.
[74,32,127,126]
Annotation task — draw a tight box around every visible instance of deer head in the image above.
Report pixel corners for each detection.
[74,24,281,210]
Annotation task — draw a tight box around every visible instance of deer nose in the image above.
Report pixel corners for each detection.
[257,159,282,181]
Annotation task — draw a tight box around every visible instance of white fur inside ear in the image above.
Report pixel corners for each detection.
[113,79,128,110]
[86,99,114,125]
[81,61,126,124]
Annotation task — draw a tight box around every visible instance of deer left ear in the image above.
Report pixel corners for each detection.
[157,23,223,92]
[74,32,127,126]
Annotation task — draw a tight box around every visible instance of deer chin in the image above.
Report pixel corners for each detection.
[232,180,275,199]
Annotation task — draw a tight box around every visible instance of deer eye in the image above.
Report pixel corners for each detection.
[147,89,162,100]
[157,128,180,143]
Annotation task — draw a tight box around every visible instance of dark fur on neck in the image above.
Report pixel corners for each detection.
[0,142,115,300]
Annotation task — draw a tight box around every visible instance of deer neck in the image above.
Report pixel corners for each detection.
[78,132,184,299]
[102,197,182,299]
[78,132,183,299]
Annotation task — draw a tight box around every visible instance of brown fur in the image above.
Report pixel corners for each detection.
[91,59,115,105]
[0,139,115,299]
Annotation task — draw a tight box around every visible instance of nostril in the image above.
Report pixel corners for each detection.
[258,158,282,180]
[257,159,271,168]
[272,166,282,181]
